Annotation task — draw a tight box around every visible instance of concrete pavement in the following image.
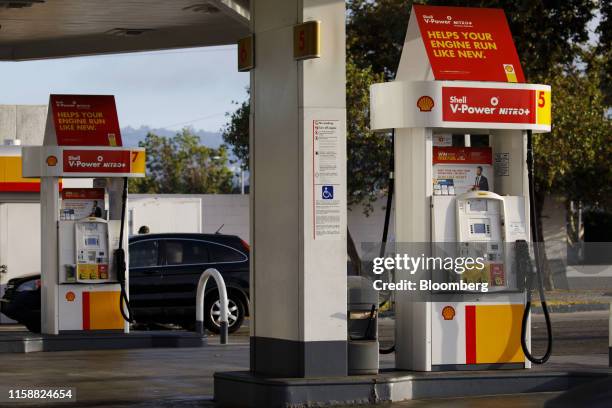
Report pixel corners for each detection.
[0,310,608,407]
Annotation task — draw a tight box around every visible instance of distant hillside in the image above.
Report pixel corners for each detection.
[121,126,224,148]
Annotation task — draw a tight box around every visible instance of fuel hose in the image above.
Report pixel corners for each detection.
[116,177,134,323]
[379,130,395,355]
[520,129,553,364]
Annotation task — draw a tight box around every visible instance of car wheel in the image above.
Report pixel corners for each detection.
[204,294,245,334]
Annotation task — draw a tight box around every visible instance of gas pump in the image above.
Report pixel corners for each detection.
[22,94,145,335]
[369,5,552,371]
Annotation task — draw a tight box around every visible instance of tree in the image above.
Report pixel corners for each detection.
[221,94,250,170]
[346,58,388,213]
[535,54,611,211]
[531,53,611,287]
[129,128,234,194]
[347,0,412,80]
[595,0,612,105]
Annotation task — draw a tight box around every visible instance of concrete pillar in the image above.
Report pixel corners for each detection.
[40,177,60,334]
[249,0,347,377]
[393,127,433,371]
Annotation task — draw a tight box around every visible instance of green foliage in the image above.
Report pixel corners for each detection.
[595,0,612,105]
[129,128,234,194]
[346,58,388,213]
[347,0,412,80]
[534,52,612,211]
[221,94,250,170]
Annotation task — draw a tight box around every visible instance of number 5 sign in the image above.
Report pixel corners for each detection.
[293,21,321,60]
[536,90,551,126]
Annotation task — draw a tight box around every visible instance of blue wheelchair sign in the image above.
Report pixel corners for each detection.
[322,185,334,200]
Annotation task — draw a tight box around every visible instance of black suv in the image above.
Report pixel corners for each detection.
[1,233,250,334]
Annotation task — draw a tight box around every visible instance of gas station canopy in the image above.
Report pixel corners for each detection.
[0,0,249,60]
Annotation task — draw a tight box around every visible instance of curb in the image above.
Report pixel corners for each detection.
[532,303,610,314]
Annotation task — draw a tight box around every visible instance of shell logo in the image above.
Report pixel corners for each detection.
[65,291,76,302]
[504,64,515,73]
[441,306,455,320]
[417,96,435,112]
[46,155,58,166]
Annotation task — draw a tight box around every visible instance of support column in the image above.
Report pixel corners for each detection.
[249,0,347,377]
[393,127,433,371]
[40,177,59,335]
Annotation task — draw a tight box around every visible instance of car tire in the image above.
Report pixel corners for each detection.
[204,293,245,334]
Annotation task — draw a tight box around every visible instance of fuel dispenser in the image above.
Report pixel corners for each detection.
[21,94,145,335]
[369,5,552,371]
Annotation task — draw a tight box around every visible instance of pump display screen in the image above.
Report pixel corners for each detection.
[85,236,99,246]
[472,223,486,234]
[469,199,487,212]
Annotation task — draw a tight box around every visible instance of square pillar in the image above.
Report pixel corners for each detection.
[40,177,60,335]
[249,0,347,377]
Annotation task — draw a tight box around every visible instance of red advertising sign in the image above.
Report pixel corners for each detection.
[413,5,525,83]
[63,150,132,173]
[442,87,535,124]
[61,188,105,200]
[433,147,492,165]
[50,95,122,147]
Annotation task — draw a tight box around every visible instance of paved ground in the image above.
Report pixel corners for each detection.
[0,310,609,407]
[0,336,586,408]
[0,337,248,407]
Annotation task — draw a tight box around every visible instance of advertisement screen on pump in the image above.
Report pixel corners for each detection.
[61,188,106,220]
[432,146,493,195]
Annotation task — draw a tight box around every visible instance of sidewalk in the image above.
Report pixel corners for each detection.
[532,289,611,313]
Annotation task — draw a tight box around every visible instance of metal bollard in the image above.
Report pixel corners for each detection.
[196,268,229,344]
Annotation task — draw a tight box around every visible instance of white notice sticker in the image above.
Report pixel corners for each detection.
[313,119,341,240]
[495,152,510,177]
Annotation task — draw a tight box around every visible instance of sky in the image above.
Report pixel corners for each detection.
[0,45,250,133]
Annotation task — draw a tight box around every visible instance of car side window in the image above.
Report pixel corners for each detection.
[208,243,246,263]
[164,240,209,265]
[130,240,159,268]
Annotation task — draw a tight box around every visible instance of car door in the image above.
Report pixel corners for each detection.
[129,239,165,313]
[159,239,210,315]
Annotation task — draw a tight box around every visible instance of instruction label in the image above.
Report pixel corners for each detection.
[313,120,341,240]
[494,152,510,176]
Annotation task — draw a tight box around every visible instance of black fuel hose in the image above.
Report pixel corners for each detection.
[379,130,395,355]
[520,129,552,364]
[116,177,133,323]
